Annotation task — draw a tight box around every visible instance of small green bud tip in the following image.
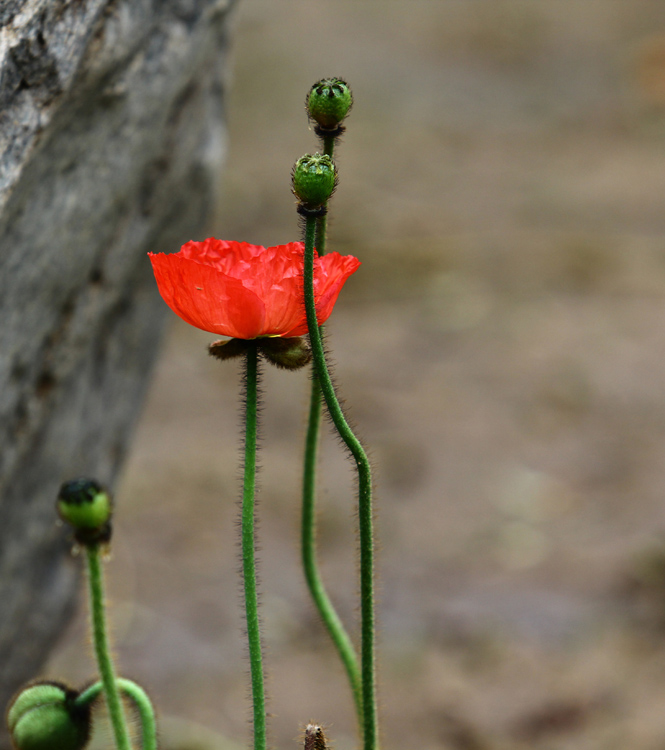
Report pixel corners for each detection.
[57,478,112,545]
[307,78,353,130]
[292,154,337,209]
[7,682,91,750]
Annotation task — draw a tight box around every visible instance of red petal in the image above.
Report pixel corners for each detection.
[314,252,362,318]
[282,251,361,337]
[177,240,306,335]
[150,239,360,340]
[180,238,264,276]
[149,252,266,338]
[251,243,307,335]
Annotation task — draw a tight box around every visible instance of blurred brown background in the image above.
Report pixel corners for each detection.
[47,2,665,749]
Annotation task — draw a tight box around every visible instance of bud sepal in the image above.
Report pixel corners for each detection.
[209,337,312,370]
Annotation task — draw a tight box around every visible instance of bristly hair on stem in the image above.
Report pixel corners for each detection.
[301,212,379,750]
[75,678,158,750]
[298,118,365,737]
[85,544,133,750]
[237,342,268,750]
[299,205,366,729]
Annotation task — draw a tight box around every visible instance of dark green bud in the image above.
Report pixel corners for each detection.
[259,336,312,370]
[208,337,312,370]
[208,337,250,362]
[307,78,353,130]
[7,682,91,750]
[57,478,112,546]
[292,154,337,209]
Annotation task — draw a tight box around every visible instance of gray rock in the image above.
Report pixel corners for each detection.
[0,0,235,730]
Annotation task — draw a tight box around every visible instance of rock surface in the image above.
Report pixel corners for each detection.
[0,0,234,727]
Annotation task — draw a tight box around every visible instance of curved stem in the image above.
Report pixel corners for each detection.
[301,139,364,731]
[74,682,104,707]
[85,545,133,750]
[241,343,267,750]
[302,216,378,750]
[76,679,157,750]
[302,376,363,728]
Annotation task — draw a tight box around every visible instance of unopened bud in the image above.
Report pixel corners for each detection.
[292,154,336,210]
[307,78,353,130]
[259,337,312,370]
[7,682,91,750]
[57,478,112,546]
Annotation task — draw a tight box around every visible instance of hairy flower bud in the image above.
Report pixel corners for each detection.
[307,78,353,130]
[292,154,337,210]
[7,682,91,750]
[57,478,112,546]
[260,336,312,370]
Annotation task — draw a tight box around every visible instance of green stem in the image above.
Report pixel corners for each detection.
[85,545,133,750]
[313,132,334,251]
[241,343,266,750]
[302,215,378,750]
[302,376,364,729]
[76,679,157,750]
[301,138,364,732]
[314,212,328,256]
[321,133,336,158]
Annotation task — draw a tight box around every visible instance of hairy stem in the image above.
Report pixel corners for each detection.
[76,679,157,750]
[85,545,132,750]
[321,133,336,158]
[301,135,364,732]
[241,343,267,750]
[302,376,364,728]
[302,215,378,750]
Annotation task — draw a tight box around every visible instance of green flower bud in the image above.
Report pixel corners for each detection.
[292,154,337,209]
[307,78,353,130]
[57,478,112,546]
[7,682,91,750]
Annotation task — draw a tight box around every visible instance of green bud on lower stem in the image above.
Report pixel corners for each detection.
[7,682,91,750]
[292,154,337,210]
[57,478,113,546]
[307,78,353,130]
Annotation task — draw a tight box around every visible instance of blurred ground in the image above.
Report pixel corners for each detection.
[47,2,665,749]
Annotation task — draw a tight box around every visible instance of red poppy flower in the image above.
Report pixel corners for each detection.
[148,239,360,340]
